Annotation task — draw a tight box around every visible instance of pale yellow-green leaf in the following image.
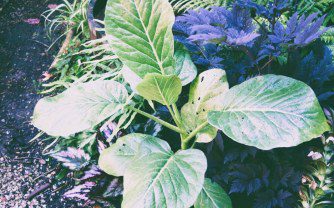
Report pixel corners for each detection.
[181,69,229,142]
[136,73,182,105]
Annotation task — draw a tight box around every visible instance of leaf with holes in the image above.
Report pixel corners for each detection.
[32,80,128,137]
[136,73,182,105]
[104,0,175,78]
[181,69,229,142]
[194,178,232,208]
[208,75,330,150]
[98,133,169,176]
[122,137,207,208]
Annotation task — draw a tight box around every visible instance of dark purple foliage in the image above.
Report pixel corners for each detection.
[102,178,123,198]
[175,6,259,47]
[173,2,329,91]
[79,165,102,180]
[51,147,90,171]
[237,0,290,21]
[228,164,269,195]
[254,189,293,208]
[173,17,224,69]
[268,13,328,47]
[290,45,334,102]
[208,133,306,208]
[173,5,260,70]
[63,181,96,201]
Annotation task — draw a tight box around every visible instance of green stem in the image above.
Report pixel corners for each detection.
[181,121,209,150]
[166,104,181,127]
[172,103,182,124]
[126,105,186,135]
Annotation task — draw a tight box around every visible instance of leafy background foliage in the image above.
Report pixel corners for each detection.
[204,134,312,208]
[173,0,334,103]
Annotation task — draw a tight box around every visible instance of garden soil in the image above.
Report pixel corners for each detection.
[0,0,78,207]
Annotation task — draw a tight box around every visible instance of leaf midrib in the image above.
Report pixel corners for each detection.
[223,107,307,120]
[133,0,165,74]
[142,152,174,200]
[202,185,220,208]
[153,75,170,105]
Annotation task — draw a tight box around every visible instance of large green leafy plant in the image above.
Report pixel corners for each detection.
[32,0,330,207]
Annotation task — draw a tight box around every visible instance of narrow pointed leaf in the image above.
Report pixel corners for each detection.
[195,178,232,208]
[98,133,169,176]
[208,75,330,150]
[32,80,128,137]
[136,73,182,105]
[181,69,229,142]
[122,141,207,208]
[105,0,175,78]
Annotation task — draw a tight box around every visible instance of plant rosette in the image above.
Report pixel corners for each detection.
[32,0,330,207]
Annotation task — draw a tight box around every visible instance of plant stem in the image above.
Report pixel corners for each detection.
[181,121,209,150]
[126,105,186,134]
[166,104,181,127]
[172,103,182,124]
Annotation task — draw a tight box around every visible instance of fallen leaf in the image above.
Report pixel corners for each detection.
[41,71,53,82]
[48,4,58,9]
[39,159,46,165]
[24,18,40,25]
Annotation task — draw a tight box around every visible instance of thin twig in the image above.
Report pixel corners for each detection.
[32,166,60,182]
[33,40,50,48]
[26,183,52,200]
[239,46,260,72]
[260,57,274,71]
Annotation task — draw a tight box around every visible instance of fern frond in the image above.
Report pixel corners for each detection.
[170,0,232,13]
[322,28,334,44]
[296,0,334,26]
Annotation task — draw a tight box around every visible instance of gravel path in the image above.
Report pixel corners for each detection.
[0,1,78,207]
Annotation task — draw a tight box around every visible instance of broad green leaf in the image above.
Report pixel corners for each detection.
[195,178,232,208]
[174,47,197,86]
[32,80,128,137]
[121,66,156,110]
[181,69,229,142]
[136,73,182,105]
[105,0,175,78]
[98,133,169,176]
[208,75,330,150]
[122,139,207,208]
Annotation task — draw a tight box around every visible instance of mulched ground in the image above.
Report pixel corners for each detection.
[0,0,79,207]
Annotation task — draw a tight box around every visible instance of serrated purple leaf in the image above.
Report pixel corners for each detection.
[79,165,102,180]
[63,182,96,201]
[103,178,123,198]
[51,147,90,170]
